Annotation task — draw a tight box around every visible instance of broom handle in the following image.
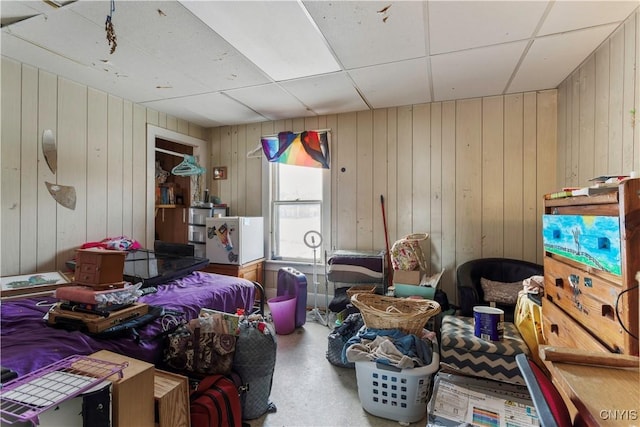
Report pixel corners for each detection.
[380,195,393,289]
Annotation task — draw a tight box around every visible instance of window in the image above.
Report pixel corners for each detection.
[268,163,330,262]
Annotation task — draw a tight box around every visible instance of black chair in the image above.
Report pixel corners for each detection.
[456,257,543,322]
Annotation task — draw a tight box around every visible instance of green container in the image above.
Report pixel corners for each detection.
[393,283,436,299]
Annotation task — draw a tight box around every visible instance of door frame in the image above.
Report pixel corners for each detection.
[146,125,209,248]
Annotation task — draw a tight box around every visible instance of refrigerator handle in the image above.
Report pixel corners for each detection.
[183,208,186,224]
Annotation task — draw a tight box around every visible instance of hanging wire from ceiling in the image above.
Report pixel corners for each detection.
[105,0,117,54]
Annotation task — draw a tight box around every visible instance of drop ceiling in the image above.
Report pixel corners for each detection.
[1,0,638,127]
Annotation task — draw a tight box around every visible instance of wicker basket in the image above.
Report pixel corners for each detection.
[350,293,441,335]
[347,285,377,299]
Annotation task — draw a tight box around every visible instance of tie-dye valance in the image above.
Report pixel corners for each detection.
[261,131,330,169]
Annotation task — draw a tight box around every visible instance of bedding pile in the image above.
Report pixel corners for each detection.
[1,272,255,377]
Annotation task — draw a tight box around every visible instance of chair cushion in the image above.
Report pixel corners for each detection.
[456,258,544,320]
[480,277,522,305]
[440,315,529,384]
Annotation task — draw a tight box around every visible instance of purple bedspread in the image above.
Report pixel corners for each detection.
[1,271,255,377]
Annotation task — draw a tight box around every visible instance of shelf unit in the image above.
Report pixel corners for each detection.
[0,355,126,426]
[325,249,387,313]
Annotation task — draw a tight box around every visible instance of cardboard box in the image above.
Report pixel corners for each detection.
[90,350,155,427]
[392,269,421,285]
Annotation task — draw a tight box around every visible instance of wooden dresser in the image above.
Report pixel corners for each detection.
[201,258,266,313]
[541,178,639,356]
[201,257,265,284]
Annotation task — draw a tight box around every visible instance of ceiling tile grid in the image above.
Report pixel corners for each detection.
[1,0,638,127]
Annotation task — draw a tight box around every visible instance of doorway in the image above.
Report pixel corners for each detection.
[155,139,192,244]
[146,125,209,248]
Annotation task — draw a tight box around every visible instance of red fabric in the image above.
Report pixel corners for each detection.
[80,236,142,251]
[529,360,573,427]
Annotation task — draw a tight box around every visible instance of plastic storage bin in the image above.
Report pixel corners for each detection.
[355,340,439,423]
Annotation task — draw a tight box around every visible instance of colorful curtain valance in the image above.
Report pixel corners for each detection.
[261,130,330,169]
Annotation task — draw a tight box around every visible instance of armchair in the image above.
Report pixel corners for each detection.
[456,257,543,322]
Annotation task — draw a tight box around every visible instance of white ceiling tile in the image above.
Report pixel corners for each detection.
[225,84,315,121]
[180,0,340,81]
[0,1,46,26]
[69,1,271,91]
[538,1,638,36]
[0,0,634,126]
[509,24,619,93]
[280,73,369,115]
[349,58,430,108]
[2,7,209,102]
[0,30,189,104]
[431,41,527,101]
[303,1,426,69]
[142,92,268,128]
[428,1,548,54]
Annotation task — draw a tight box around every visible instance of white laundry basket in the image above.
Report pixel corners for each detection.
[355,340,439,423]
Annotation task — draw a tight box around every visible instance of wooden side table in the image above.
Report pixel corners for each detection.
[201,258,265,314]
[201,258,265,284]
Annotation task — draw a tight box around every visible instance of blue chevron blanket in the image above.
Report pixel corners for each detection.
[440,315,529,385]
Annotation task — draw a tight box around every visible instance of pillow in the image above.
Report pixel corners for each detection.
[480,277,522,305]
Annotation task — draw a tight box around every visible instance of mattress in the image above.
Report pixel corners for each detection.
[440,315,529,385]
[327,250,385,283]
[0,271,255,377]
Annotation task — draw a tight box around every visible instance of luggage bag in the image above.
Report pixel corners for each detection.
[190,374,242,427]
[234,318,277,419]
[276,267,307,327]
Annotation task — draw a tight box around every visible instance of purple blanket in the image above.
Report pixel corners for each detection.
[1,271,255,377]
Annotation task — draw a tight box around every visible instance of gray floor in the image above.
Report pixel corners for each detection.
[246,316,430,427]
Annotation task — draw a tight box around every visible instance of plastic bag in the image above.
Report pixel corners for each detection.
[390,233,428,271]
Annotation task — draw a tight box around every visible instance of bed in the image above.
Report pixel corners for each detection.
[1,271,257,378]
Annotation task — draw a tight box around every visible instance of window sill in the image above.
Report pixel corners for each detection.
[264,259,326,276]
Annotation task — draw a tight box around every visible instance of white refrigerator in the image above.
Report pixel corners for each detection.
[205,216,264,265]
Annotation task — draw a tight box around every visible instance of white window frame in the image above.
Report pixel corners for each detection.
[261,157,331,267]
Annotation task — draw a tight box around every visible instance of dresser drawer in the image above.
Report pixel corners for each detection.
[74,249,126,285]
[76,271,97,283]
[541,297,609,353]
[544,256,626,352]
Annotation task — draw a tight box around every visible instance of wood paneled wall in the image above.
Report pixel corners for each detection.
[209,91,558,300]
[0,57,206,276]
[557,9,640,187]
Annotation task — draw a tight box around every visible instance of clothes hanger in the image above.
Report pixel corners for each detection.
[246,143,262,159]
[171,155,205,176]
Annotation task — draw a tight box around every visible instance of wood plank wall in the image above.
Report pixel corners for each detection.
[0,57,206,276]
[209,91,558,301]
[557,9,640,187]
[4,10,634,302]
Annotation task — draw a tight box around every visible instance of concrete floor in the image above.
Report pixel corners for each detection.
[246,315,430,427]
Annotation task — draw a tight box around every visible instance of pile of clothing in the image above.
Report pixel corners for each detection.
[344,327,436,369]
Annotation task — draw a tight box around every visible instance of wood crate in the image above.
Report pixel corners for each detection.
[154,369,190,427]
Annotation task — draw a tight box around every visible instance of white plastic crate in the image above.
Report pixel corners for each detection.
[355,340,439,423]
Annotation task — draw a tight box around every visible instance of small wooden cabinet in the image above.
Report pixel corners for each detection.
[542,178,639,355]
[75,248,125,285]
[201,258,265,312]
[90,350,155,427]
[201,258,265,284]
[154,369,190,427]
